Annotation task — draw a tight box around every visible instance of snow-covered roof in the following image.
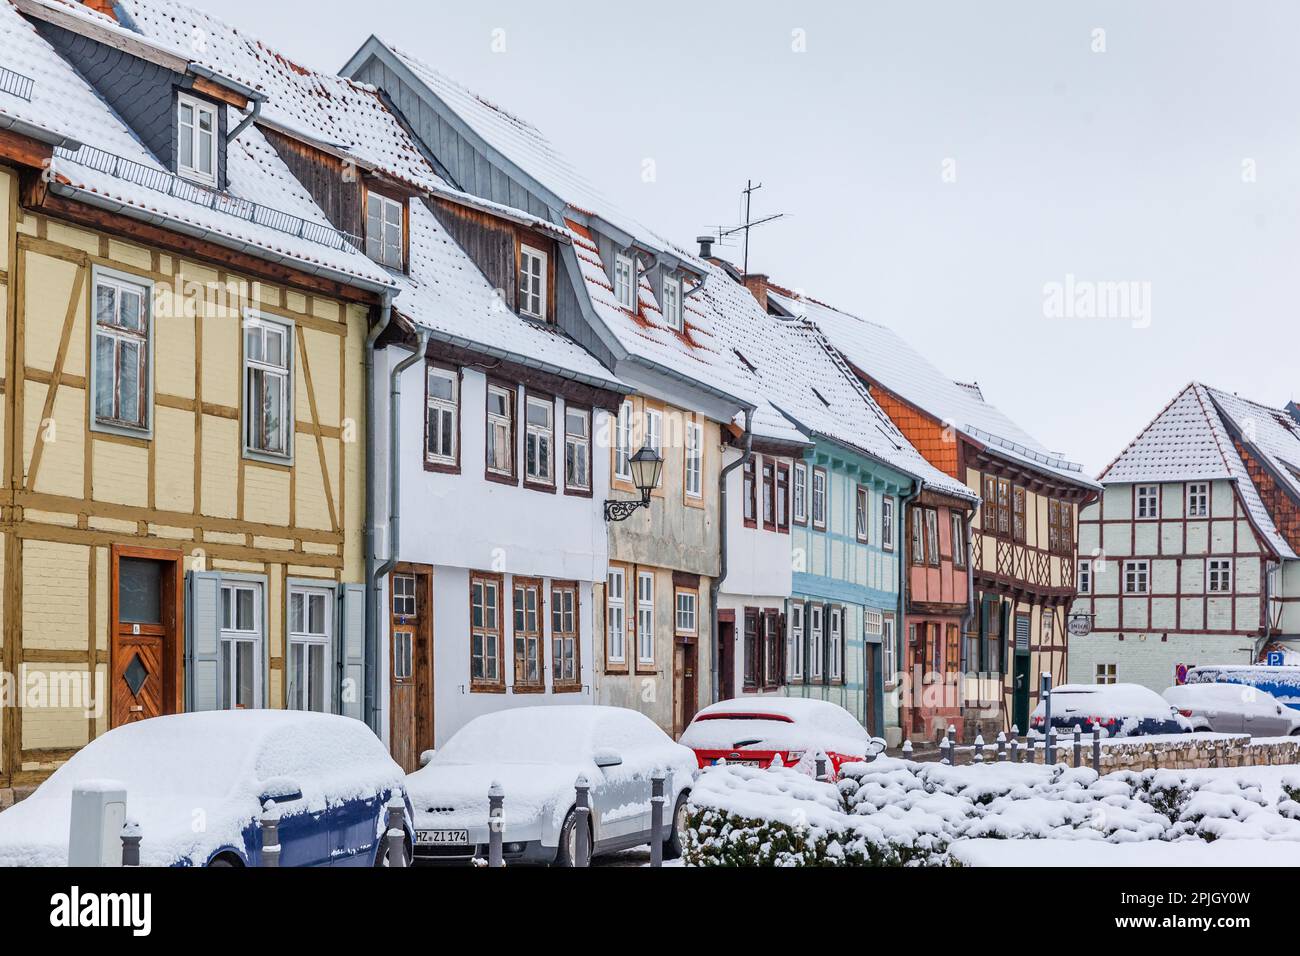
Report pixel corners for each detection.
[392,202,621,391]
[0,0,395,290]
[1099,383,1297,560]
[770,289,1098,490]
[698,268,976,500]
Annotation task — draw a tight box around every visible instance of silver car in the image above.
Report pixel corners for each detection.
[1163,683,1300,737]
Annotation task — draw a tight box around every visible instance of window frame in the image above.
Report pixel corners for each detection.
[613,253,636,310]
[484,380,517,484]
[218,580,264,711]
[787,601,805,683]
[661,273,682,329]
[809,604,824,681]
[763,461,777,531]
[1095,663,1117,686]
[469,572,506,693]
[1123,559,1150,595]
[523,390,557,491]
[684,419,704,501]
[1136,484,1160,520]
[743,457,757,528]
[636,570,656,667]
[241,311,294,464]
[793,461,809,526]
[605,566,627,670]
[176,90,219,187]
[364,189,406,271]
[881,495,895,551]
[287,583,333,713]
[812,467,828,531]
[518,243,549,320]
[675,587,698,636]
[423,362,460,472]
[924,508,941,567]
[613,399,633,484]
[1011,485,1026,543]
[951,512,966,568]
[911,507,925,565]
[1078,558,1092,594]
[511,576,545,693]
[90,265,155,439]
[643,407,663,488]
[855,485,869,543]
[1207,558,1233,594]
[550,581,582,693]
[776,463,790,533]
[882,613,897,688]
[563,403,593,496]
[828,606,844,685]
[1187,482,1209,518]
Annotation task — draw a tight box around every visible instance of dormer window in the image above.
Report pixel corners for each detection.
[662,274,682,330]
[614,253,636,310]
[177,92,218,187]
[518,244,548,319]
[365,191,405,270]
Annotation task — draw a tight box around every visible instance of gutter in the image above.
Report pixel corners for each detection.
[709,408,753,705]
[959,496,977,707]
[362,295,392,730]
[896,478,923,733]
[0,113,81,150]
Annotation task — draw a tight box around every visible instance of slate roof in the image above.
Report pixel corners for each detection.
[769,288,1099,490]
[1100,382,1298,560]
[0,0,394,289]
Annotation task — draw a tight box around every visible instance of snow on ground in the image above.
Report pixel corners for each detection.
[951,838,1300,866]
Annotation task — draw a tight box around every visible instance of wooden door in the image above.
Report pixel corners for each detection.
[864,642,878,736]
[389,568,433,773]
[390,623,416,772]
[673,641,698,738]
[717,619,735,701]
[110,547,182,728]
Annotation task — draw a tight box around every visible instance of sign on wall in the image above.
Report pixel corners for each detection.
[1067,613,1093,638]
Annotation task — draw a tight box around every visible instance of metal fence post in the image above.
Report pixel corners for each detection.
[947,724,957,755]
[940,736,951,766]
[973,734,985,764]
[574,774,591,868]
[1073,727,1082,768]
[1092,727,1102,773]
[120,821,141,867]
[1011,736,1020,763]
[1047,729,1057,766]
[650,770,666,869]
[996,732,1007,762]
[385,795,407,868]
[488,781,505,868]
[815,751,828,782]
[259,804,280,868]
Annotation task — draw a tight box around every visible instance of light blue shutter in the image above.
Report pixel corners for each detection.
[186,571,223,712]
[338,583,366,720]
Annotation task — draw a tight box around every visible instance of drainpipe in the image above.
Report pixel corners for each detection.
[365,322,431,731]
[227,95,264,143]
[362,296,394,733]
[709,408,754,705]
[896,479,922,736]
[959,501,977,719]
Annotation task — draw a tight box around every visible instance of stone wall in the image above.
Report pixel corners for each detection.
[1089,736,1300,772]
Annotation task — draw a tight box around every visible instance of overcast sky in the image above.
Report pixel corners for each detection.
[202,0,1300,475]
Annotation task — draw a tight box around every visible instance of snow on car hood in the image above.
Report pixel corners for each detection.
[680,697,879,757]
[1030,684,1192,736]
[0,712,404,866]
[406,760,593,835]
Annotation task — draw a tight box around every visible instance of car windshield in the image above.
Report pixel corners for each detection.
[432,708,597,765]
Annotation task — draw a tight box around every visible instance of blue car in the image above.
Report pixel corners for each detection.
[1029,683,1192,738]
[0,711,413,867]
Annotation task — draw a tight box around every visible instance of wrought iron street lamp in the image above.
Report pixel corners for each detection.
[604,445,663,521]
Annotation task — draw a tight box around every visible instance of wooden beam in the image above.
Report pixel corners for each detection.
[295,324,340,533]
[189,76,250,111]
[0,128,53,172]
[25,264,86,491]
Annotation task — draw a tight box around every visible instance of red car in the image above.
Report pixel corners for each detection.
[679,697,885,778]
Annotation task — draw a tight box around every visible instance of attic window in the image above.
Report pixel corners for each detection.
[811,386,831,408]
[662,275,682,330]
[614,254,636,310]
[733,349,757,373]
[177,92,218,187]
[365,192,405,270]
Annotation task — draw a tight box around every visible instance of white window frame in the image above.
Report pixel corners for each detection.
[564,405,591,492]
[287,584,333,713]
[176,91,218,187]
[1136,484,1159,519]
[1207,558,1233,594]
[614,400,633,482]
[486,384,514,477]
[365,191,404,270]
[1095,663,1117,685]
[793,461,808,523]
[1187,482,1209,518]
[90,266,154,439]
[425,366,458,466]
[551,583,579,685]
[242,312,293,463]
[812,469,827,530]
[614,253,636,310]
[882,613,897,686]
[518,244,548,319]
[1078,559,1092,594]
[525,394,555,485]
[644,408,663,487]
[810,605,824,680]
[607,568,626,664]
[219,581,263,711]
[662,274,682,329]
[881,495,895,551]
[1123,560,1150,595]
[675,589,698,634]
[685,420,703,499]
[636,571,655,665]
[788,602,804,681]
[829,607,843,682]
[950,512,965,567]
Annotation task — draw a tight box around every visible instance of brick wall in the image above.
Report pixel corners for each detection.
[1233,439,1300,553]
[867,385,960,477]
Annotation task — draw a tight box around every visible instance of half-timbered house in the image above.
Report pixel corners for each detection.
[1069,383,1300,691]
[0,0,389,800]
[769,289,1099,742]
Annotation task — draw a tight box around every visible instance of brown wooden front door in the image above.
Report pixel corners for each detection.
[110,547,182,729]
[717,615,735,701]
[389,568,433,773]
[673,640,698,738]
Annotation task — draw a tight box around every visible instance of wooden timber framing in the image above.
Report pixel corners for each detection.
[0,159,367,790]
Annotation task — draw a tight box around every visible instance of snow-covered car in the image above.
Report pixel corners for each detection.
[0,711,411,867]
[406,705,697,866]
[678,697,885,777]
[1162,683,1300,736]
[1029,683,1193,738]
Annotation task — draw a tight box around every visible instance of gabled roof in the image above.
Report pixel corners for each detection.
[0,0,394,290]
[768,288,1099,490]
[697,267,977,501]
[1100,382,1297,560]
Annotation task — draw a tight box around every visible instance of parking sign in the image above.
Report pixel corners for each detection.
[1267,651,1285,667]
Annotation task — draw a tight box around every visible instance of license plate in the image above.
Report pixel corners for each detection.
[714,758,762,767]
[416,829,469,845]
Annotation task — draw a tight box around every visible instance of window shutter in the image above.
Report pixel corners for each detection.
[339,583,366,720]
[978,599,990,672]
[802,601,812,686]
[777,612,787,685]
[822,603,832,686]
[185,571,222,712]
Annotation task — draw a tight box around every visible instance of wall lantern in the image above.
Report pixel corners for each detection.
[604,446,663,522]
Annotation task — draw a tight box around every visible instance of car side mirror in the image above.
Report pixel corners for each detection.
[593,749,623,769]
[419,749,436,768]
[259,777,303,806]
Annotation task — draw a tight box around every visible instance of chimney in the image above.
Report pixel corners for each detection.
[83,0,119,20]
[696,235,715,259]
[742,273,770,312]
[1287,401,1300,427]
